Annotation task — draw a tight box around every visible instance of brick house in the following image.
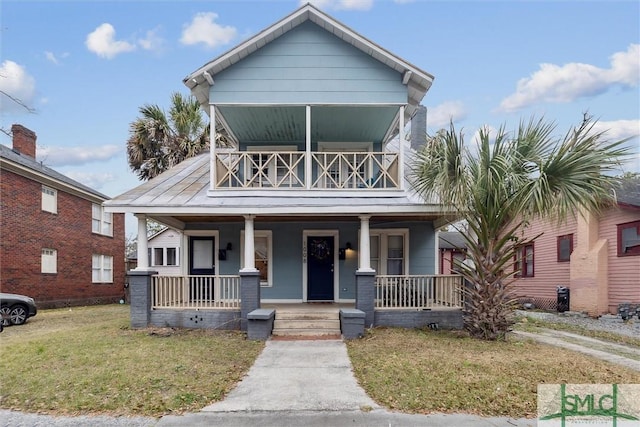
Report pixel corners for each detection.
[1,124,126,308]
[511,177,640,315]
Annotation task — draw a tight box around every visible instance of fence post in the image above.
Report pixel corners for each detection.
[127,270,157,328]
[355,270,376,328]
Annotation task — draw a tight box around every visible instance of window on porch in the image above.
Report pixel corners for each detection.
[241,230,273,287]
[370,230,408,275]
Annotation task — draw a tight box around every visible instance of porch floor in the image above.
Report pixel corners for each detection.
[262,302,355,313]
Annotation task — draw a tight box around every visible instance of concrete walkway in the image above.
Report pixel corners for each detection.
[157,339,533,427]
[512,329,640,372]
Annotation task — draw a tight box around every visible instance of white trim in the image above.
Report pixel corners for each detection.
[317,141,372,152]
[182,230,220,276]
[302,229,339,302]
[367,228,410,275]
[241,230,273,287]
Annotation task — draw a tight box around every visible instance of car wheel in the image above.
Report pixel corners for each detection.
[9,304,28,325]
[0,305,11,326]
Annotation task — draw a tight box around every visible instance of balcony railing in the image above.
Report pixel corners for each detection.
[152,275,240,309]
[213,151,400,190]
[375,275,464,309]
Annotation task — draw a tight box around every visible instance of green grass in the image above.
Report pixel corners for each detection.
[0,305,264,417]
[346,327,640,418]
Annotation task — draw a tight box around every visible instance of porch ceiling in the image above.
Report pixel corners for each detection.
[218,105,399,145]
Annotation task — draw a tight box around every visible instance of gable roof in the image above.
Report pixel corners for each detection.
[616,176,640,209]
[0,143,110,202]
[184,3,433,119]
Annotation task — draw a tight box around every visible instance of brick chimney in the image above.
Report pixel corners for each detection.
[11,124,37,159]
[410,105,427,151]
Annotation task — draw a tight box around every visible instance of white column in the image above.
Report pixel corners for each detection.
[210,104,216,190]
[399,105,405,190]
[241,215,258,272]
[305,105,311,190]
[135,214,149,270]
[357,215,374,272]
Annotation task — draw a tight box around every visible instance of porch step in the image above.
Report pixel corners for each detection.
[272,309,341,337]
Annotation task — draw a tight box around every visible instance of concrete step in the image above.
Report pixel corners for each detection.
[272,328,342,337]
[273,319,341,330]
[275,311,339,321]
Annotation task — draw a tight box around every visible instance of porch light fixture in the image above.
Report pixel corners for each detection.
[346,242,352,250]
[226,242,233,251]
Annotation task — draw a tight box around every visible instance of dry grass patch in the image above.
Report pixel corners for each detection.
[346,327,640,418]
[0,305,263,417]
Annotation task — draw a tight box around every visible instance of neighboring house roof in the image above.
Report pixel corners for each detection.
[616,176,640,209]
[0,143,110,202]
[184,2,433,123]
[439,232,467,250]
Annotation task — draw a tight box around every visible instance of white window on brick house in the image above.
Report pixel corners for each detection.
[92,203,113,236]
[92,254,113,283]
[41,248,57,273]
[42,186,57,213]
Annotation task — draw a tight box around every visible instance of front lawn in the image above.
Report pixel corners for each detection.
[0,305,263,417]
[346,327,640,418]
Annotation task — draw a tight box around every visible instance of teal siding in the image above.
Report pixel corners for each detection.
[210,21,406,105]
[187,220,435,300]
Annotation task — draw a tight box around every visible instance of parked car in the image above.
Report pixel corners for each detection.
[0,293,38,326]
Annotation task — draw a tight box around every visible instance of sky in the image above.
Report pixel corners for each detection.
[1,0,639,237]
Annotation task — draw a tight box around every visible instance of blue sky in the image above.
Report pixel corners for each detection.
[1,0,639,236]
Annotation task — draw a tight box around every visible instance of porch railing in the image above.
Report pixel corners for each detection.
[375,275,464,309]
[152,275,240,309]
[213,151,399,190]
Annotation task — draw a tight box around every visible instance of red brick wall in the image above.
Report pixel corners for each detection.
[1,169,126,308]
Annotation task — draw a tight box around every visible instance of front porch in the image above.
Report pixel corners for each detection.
[128,271,464,336]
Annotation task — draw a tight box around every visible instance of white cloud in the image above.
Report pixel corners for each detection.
[180,12,237,49]
[303,0,373,10]
[85,23,136,59]
[62,171,117,190]
[499,44,640,112]
[37,144,122,167]
[138,27,165,52]
[426,101,468,129]
[44,51,69,65]
[591,119,640,141]
[0,60,36,113]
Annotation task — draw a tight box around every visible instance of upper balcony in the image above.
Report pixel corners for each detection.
[213,150,401,191]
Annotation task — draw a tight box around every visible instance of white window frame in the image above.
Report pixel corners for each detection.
[92,203,113,236]
[41,248,57,274]
[92,254,113,283]
[42,186,57,214]
[150,247,180,266]
[368,229,409,275]
[241,230,273,287]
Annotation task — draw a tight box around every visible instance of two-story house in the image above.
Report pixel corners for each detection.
[105,4,463,334]
[1,124,126,309]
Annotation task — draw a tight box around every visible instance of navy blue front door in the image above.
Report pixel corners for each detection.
[307,236,334,301]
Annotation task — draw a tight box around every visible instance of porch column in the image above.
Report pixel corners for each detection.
[135,214,149,270]
[210,104,216,190]
[305,105,311,190]
[399,105,405,190]
[357,215,374,272]
[241,215,257,272]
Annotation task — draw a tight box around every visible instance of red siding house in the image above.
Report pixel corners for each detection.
[1,124,126,308]
[511,177,640,315]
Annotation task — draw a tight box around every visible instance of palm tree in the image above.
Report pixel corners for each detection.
[411,115,630,340]
[127,92,230,180]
